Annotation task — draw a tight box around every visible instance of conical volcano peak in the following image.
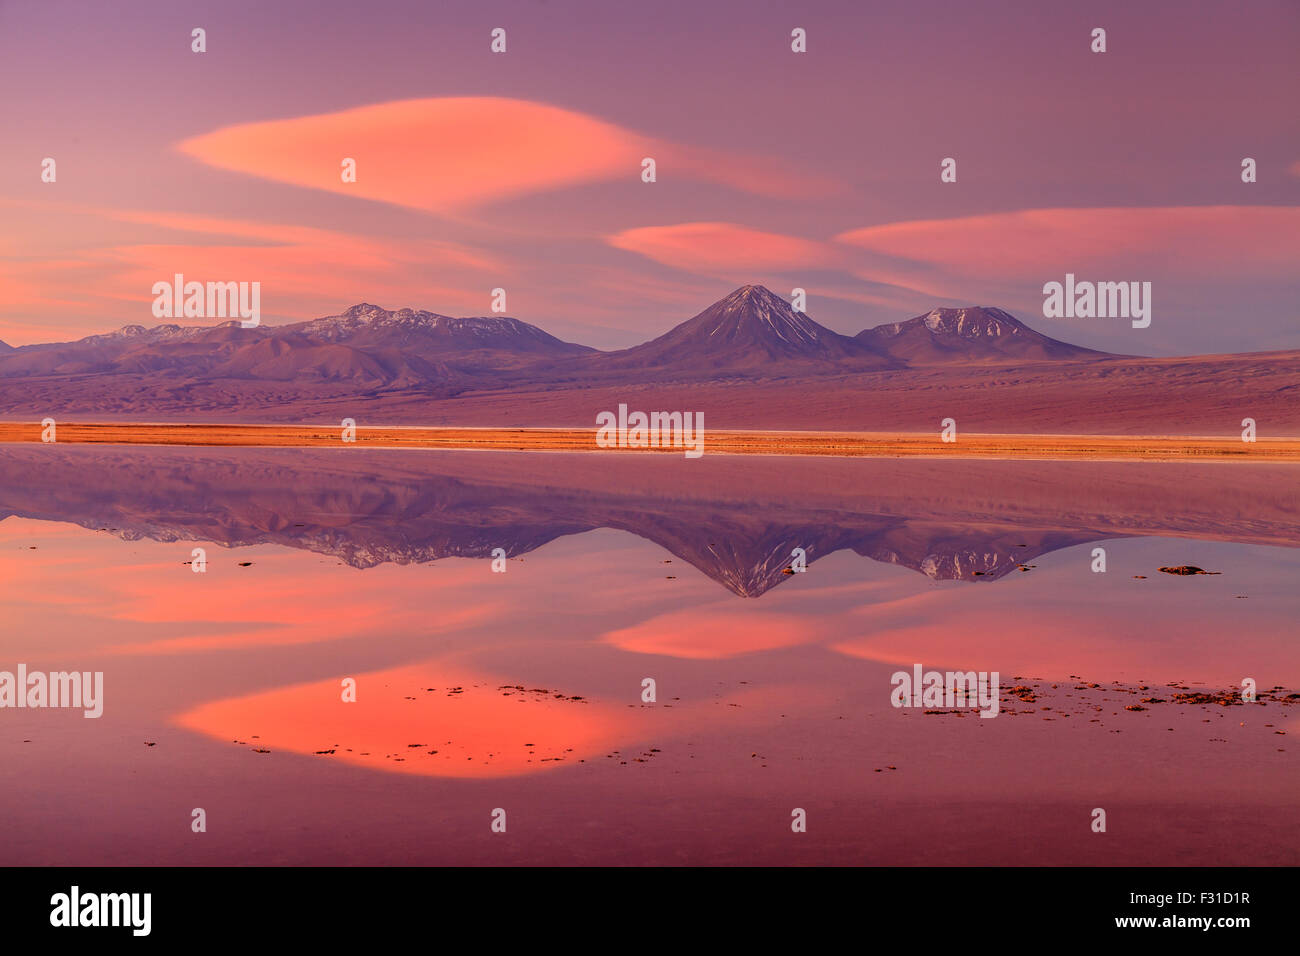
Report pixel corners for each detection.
[716,284,793,312]
[700,285,826,346]
[595,283,885,370]
[725,283,782,301]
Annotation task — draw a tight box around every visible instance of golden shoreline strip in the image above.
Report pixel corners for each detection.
[0,422,1298,461]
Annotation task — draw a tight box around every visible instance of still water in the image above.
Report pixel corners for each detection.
[0,446,1295,864]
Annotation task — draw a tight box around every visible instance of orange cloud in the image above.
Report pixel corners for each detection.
[0,199,507,337]
[178,97,831,213]
[608,222,837,273]
[601,606,822,659]
[103,553,502,654]
[174,659,788,778]
[605,207,1300,308]
[670,144,838,200]
[175,662,633,778]
[830,590,1300,686]
[836,206,1300,281]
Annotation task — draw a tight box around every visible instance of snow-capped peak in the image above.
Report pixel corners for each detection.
[707,285,825,345]
[920,307,1024,337]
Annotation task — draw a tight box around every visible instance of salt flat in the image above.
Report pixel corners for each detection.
[1,421,1298,461]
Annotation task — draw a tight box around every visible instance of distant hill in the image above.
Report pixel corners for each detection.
[0,305,589,388]
[283,303,594,364]
[856,307,1116,363]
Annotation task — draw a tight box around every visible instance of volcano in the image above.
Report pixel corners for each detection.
[593,285,889,371]
[856,307,1115,363]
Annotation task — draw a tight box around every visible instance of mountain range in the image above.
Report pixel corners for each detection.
[0,285,1295,434]
[0,285,1110,384]
[0,302,593,388]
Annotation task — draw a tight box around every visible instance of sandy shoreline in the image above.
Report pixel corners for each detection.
[1,421,1297,461]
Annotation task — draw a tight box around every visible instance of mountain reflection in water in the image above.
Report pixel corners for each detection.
[0,445,1294,597]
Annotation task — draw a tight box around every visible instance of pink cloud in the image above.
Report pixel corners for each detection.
[601,606,822,659]
[830,595,1300,687]
[0,200,508,339]
[107,557,501,654]
[178,97,830,214]
[836,206,1300,282]
[608,221,836,273]
[175,660,634,778]
[604,207,1300,314]
[175,657,794,779]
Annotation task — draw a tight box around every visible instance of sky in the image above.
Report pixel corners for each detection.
[1,0,1297,354]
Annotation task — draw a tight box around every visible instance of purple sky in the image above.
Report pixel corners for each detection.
[1,0,1297,354]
